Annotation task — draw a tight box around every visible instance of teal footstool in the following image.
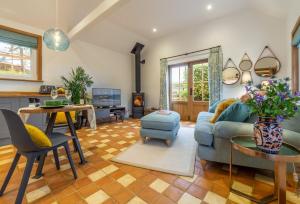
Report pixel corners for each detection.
[140,111,180,146]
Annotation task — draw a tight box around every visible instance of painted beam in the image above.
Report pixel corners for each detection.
[68,0,124,39]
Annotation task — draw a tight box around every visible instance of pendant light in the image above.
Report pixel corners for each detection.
[43,0,70,51]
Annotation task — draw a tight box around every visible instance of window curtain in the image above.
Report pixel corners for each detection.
[159,59,169,110]
[208,47,223,105]
[0,29,37,48]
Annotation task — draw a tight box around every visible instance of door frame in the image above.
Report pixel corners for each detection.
[168,59,209,121]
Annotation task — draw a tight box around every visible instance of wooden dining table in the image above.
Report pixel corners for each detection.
[18,105,96,178]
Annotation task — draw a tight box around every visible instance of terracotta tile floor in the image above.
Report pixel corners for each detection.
[0,119,299,204]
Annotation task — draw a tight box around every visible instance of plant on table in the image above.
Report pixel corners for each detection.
[244,77,300,154]
[61,66,94,104]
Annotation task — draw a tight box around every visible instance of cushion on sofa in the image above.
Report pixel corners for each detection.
[141,111,180,131]
[216,102,250,122]
[213,121,253,139]
[208,100,222,113]
[210,98,236,123]
[194,120,214,146]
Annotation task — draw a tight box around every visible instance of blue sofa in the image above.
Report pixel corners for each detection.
[194,111,300,170]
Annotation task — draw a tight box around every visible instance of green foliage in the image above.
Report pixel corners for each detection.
[245,78,300,121]
[61,67,93,104]
[193,63,209,101]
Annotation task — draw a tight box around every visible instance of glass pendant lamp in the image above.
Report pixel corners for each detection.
[43,0,70,51]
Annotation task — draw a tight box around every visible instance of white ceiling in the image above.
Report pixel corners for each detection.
[106,0,290,39]
[0,0,292,53]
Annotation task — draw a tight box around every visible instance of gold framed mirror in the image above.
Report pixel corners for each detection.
[223,58,240,85]
[239,53,252,71]
[254,46,281,77]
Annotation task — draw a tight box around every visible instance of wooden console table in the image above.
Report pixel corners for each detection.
[230,136,300,204]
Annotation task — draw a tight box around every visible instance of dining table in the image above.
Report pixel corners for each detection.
[18,104,96,178]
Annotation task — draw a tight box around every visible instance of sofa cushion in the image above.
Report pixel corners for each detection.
[216,102,250,122]
[282,111,300,133]
[141,111,180,131]
[210,98,236,123]
[213,121,253,139]
[208,100,222,113]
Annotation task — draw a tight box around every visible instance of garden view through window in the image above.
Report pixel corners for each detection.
[0,42,35,78]
[170,61,209,102]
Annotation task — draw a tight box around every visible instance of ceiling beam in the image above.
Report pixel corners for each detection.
[68,0,125,39]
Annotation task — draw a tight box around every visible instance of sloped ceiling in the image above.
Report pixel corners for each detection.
[0,0,292,53]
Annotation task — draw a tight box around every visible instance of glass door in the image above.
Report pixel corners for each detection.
[169,64,189,120]
[169,60,209,121]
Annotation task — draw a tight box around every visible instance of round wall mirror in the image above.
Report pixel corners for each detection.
[254,46,281,77]
[254,57,281,77]
[239,53,252,71]
[223,58,241,85]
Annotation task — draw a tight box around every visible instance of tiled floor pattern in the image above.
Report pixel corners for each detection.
[0,120,299,204]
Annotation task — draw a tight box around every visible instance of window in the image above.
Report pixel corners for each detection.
[170,64,188,101]
[0,25,42,82]
[193,62,209,101]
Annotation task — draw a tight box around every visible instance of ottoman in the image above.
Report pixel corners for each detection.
[140,111,180,146]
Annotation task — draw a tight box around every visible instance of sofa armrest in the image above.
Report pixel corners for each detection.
[213,121,253,139]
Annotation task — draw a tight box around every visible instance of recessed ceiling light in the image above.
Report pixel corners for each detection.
[206,4,212,10]
[152,28,157,33]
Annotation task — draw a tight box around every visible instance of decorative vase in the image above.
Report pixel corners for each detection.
[253,116,283,154]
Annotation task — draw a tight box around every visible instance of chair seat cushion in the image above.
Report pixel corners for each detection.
[25,124,52,147]
[141,111,180,131]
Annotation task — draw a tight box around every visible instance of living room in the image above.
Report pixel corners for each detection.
[0,0,300,203]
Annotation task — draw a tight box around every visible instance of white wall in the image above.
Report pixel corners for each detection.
[142,9,287,108]
[0,18,133,111]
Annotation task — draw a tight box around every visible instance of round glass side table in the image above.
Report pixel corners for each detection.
[230,136,300,204]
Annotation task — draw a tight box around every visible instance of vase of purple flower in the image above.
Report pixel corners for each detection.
[245,77,300,154]
[253,116,283,153]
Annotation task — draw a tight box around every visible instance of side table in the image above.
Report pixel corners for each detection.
[230,136,300,204]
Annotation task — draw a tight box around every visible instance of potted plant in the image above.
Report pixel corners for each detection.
[244,77,300,154]
[61,66,93,104]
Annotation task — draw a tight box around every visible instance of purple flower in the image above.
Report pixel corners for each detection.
[276,115,284,123]
[268,80,273,85]
[277,92,286,100]
[254,94,264,104]
[295,91,300,97]
[245,86,251,92]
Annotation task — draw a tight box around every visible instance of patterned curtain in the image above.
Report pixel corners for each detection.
[159,59,169,110]
[208,47,223,105]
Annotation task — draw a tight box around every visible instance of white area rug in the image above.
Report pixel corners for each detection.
[112,127,197,177]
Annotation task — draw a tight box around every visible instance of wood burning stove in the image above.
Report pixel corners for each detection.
[132,93,144,118]
[131,42,145,118]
